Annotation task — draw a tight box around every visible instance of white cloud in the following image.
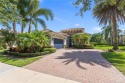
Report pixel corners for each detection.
[75,24,80,27]
[93,27,102,32]
[55,17,67,24]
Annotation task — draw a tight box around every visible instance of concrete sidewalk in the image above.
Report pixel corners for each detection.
[0,63,80,83]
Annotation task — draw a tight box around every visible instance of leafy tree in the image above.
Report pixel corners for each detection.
[72,33,90,46]
[90,33,105,44]
[16,30,49,53]
[17,0,30,33]
[0,29,17,48]
[0,0,21,32]
[74,0,125,16]
[93,0,125,50]
[102,24,122,45]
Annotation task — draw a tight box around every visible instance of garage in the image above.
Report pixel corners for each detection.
[54,38,64,49]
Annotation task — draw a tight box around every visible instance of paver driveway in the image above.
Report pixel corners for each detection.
[25,49,125,83]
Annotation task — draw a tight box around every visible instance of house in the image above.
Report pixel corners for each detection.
[46,28,88,49]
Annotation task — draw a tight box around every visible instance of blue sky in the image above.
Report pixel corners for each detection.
[0,0,125,34]
[40,0,102,34]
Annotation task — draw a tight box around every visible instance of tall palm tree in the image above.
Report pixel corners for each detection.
[17,0,30,33]
[93,0,125,50]
[28,0,54,33]
[102,25,112,45]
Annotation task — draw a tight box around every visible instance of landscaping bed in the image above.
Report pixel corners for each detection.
[0,48,56,67]
[72,45,94,49]
[4,51,50,57]
[4,48,56,57]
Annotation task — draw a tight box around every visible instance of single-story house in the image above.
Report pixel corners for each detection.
[45,28,89,49]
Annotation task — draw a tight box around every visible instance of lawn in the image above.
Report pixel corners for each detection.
[101,52,125,75]
[0,51,43,67]
[95,45,125,51]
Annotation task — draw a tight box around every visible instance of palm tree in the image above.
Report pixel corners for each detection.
[93,0,125,50]
[102,24,113,45]
[27,0,54,33]
[17,0,29,33]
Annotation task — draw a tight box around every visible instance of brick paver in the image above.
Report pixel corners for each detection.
[25,49,125,83]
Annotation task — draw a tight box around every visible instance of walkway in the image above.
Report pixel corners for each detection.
[0,62,79,83]
[25,49,125,83]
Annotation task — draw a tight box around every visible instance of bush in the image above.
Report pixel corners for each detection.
[90,42,97,46]
[0,45,4,50]
[43,48,56,53]
[4,50,51,57]
[108,49,114,52]
[118,44,125,46]
[73,44,94,49]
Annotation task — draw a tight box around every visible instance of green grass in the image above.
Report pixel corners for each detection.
[101,52,125,75]
[0,51,43,67]
[95,45,125,51]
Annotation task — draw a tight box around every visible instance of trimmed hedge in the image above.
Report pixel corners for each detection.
[43,48,56,53]
[4,50,51,57]
[4,47,56,57]
[73,44,94,49]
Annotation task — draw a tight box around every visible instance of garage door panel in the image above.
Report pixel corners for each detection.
[54,38,63,49]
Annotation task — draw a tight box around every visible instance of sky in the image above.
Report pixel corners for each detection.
[0,0,125,34]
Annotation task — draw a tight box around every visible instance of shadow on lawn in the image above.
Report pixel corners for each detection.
[56,51,112,70]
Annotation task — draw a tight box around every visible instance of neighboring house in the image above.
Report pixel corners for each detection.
[45,28,89,49]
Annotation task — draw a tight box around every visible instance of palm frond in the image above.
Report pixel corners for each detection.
[35,18,47,30]
[93,1,125,25]
[34,8,54,20]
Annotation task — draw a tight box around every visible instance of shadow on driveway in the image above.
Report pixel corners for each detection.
[56,51,112,70]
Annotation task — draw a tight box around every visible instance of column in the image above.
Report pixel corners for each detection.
[64,38,67,48]
[51,36,54,47]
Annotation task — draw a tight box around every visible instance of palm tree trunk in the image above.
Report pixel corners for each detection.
[12,21,16,32]
[111,16,118,50]
[35,22,38,30]
[28,18,32,33]
[21,25,24,33]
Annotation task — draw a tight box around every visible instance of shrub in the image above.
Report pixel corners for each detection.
[72,33,90,46]
[43,48,56,53]
[64,45,68,48]
[0,29,17,48]
[73,44,94,49]
[108,49,114,52]
[90,42,97,46]
[16,31,50,53]
[0,45,4,50]
[4,50,51,57]
[118,44,125,46]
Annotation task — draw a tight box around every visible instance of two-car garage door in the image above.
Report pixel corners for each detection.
[54,38,63,49]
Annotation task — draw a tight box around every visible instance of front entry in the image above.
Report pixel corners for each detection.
[68,37,72,47]
[54,38,63,49]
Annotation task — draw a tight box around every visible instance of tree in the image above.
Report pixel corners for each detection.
[72,33,90,46]
[17,30,49,53]
[90,33,104,44]
[17,0,29,33]
[0,0,21,32]
[0,29,17,48]
[74,0,125,16]
[102,24,122,45]
[93,0,125,50]
[27,0,54,33]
